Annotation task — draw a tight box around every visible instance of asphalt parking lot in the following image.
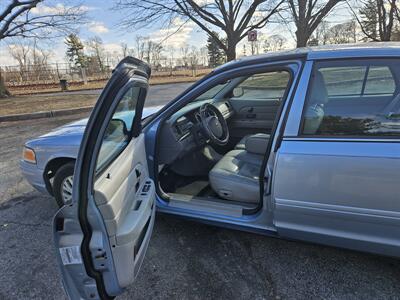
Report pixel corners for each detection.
[0,83,399,299]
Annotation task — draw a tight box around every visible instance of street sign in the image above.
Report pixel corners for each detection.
[248,30,257,42]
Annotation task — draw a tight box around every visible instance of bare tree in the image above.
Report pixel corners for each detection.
[120,42,135,59]
[31,39,52,80]
[116,0,284,61]
[8,41,31,81]
[188,46,199,76]
[135,35,146,60]
[166,45,175,75]
[264,34,287,52]
[8,39,53,82]
[121,42,129,57]
[86,36,105,73]
[309,20,357,45]
[149,41,163,67]
[0,0,86,97]
[0,0,87,41]
[310,20,330,45]
[199,46,208,66]
[133,36,164,66]
[351,0,399,42]
[286,0,344,47]
[326,20,357,44]
[180,44,190,67]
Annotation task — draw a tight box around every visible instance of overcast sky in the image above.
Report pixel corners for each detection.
[0,1,353,67]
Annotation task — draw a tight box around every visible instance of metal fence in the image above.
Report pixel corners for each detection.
[0,60,211,87]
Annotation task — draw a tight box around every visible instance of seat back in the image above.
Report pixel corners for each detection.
[303,71,328,134]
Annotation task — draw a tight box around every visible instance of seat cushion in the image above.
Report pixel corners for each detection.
[209,150,263,203]
[235,133,270,153]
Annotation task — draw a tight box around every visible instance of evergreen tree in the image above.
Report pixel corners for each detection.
[65,34,87,68]
[359,0,378,41]
[358,0,400,41]
[207,32,225,68]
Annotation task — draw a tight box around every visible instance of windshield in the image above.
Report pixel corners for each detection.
[194,81,229,101]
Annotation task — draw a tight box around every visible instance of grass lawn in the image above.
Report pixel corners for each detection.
[0,94,98,116]
[1,76,203,116]
[7,74,208,95]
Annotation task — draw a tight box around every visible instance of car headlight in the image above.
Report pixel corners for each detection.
[23,147,37,164]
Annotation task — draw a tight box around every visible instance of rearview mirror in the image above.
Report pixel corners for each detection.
[232,87,244,98]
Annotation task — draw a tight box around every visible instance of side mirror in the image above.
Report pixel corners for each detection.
[105,118,129,138]
[232,87,244,98]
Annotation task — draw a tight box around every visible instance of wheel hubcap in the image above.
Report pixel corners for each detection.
[61,175,74,204]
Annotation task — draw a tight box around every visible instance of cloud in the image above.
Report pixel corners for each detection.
[88,22,109,34]
[103,43,122,54]
[0,47,18,66]
[194,0,214,5]
[150,18,194,49]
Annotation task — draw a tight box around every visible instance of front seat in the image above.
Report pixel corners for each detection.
[209,135,266,203]
[235,133,270,150]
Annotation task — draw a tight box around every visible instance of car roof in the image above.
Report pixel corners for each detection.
[215,42,400,72]
[306,42,400,59]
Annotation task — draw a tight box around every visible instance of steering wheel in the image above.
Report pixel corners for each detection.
[199,103,229,146]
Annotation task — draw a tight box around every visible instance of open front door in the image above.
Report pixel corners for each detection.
[53,57,156,299]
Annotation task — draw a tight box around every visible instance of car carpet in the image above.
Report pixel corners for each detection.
[175,180,210,196]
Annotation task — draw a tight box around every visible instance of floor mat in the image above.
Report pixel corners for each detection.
[197,184,217,198]
[175,180,210,196]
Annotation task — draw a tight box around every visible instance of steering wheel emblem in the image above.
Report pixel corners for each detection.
[199,103,229,145]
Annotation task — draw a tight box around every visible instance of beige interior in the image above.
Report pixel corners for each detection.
[93,133,155,288]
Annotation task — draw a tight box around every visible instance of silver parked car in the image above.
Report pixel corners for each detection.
[21,45,400,299]
[20,106,162,206]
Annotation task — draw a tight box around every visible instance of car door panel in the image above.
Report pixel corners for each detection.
[274,140,400,257]
[228,99,280,138]
[94,133,155,287]
[53,57,155,299]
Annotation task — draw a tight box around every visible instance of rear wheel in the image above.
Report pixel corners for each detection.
[53,162,75,207]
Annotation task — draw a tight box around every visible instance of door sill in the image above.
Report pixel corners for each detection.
[167,193,258,218]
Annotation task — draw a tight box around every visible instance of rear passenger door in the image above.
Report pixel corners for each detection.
[228,71,290,140]
[274,58,400,257]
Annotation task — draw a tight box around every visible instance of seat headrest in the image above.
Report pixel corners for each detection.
[309,71,328,105]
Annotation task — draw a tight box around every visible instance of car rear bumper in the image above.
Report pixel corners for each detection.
[20,160,50,195]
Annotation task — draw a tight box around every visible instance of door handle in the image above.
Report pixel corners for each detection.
[246,113,256,119]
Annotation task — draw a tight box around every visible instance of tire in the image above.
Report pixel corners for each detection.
[53,162,75,207]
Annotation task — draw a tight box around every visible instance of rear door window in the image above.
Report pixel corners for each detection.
[320,66,366,97]
[364,66,396,95]
[301,59,400,137]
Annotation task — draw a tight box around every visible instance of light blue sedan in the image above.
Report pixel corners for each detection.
[20,106,162,206]
[21,45,400,300]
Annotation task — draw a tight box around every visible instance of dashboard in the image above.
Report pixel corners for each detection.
[158,100,234,165]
